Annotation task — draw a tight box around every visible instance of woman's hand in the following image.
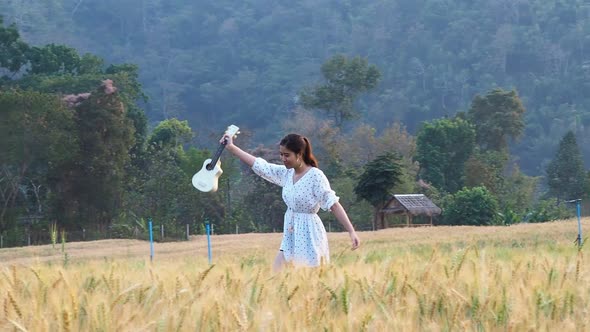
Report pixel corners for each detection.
[349,231,360,250]
[219,133,256,166]
[330,202,360,250]
[220,133,234,146]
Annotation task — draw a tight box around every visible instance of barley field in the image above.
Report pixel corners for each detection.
[1,219,589,331]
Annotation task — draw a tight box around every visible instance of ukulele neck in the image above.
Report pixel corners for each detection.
[206,139,227,170]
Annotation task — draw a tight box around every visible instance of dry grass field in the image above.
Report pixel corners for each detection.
[1,219,590,331]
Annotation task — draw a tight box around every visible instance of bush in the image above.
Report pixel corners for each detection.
[525,198,574,223]
[440,186,500,226]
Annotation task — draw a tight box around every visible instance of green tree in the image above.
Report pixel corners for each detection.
[546,131,586,200]
[148,118,193,150]
[27,44,81,75]
[463,150,508,196]
[441,187,500,226]
[0,16,29,75]
[343,122,418,195]
[0,18,154,242]
[120,120,221,238]
[56,80,135,230]
[527,198,573,223]
[78,53,105,75]
[354,152,403,230]
[415,117,476,193]
[467,88,526,152]
[138,145,216,233]
[499,165,540,219]
[299,54,381,126]
[0,89,76,234]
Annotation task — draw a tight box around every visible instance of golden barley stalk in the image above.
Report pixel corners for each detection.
[214,301,222,331]
[69,290,78,319]
[575,251,582,281]
[111,283,141,309]
[360,313,373,331]
[340,288,349,315]
[175,308,187,332]
[256,283,264,304]
[7,291,22,319]
[321,282,337,300]
[199,264,215,283]
[231,304,249,331]
[62,309,71,332]
[52,276,63,289]
[3,297,9,318]
[287,285,299,303]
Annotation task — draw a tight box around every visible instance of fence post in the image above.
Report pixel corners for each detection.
[206,223,212,264]
[186,224,189,241]
[0,234,3,248]
[161,224,164,240]
[575,199,583,248]
[149,218,154,261]
[567,199,583,248]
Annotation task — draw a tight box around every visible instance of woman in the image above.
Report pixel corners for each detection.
[221,132,360,272]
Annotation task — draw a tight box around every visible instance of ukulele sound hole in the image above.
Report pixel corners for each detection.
[206,163,213,171]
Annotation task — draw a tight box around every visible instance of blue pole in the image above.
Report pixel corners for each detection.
[149,218,154,261]
[576,200,583,248]
[206,223,212,264]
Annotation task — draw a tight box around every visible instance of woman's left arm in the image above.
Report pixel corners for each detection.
[330,202,360,250]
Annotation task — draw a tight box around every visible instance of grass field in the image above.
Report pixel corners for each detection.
[1,219,589,331]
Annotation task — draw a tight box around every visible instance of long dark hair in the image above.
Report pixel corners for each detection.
[279,133,318,167]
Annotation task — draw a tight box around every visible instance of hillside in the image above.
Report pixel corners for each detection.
[1,0,589,174]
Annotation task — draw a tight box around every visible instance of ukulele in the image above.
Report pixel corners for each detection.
[192,125,240,192]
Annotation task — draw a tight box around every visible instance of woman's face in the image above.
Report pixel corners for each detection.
[279,145,300,169]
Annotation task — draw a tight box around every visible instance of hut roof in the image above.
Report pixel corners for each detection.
[381,194,442,216]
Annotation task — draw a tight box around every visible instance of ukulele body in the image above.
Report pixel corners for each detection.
[192,159,223,192]
[191,124,239,193]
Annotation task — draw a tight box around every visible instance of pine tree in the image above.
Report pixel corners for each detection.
[546,131,586,200]
[354,152,403,230]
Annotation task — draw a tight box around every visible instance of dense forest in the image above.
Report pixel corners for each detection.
[1,0,590,247]
[2,0,590,173]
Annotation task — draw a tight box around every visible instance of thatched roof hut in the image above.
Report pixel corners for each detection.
[380,194,442,227]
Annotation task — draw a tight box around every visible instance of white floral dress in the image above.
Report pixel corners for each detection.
[252,157,339,267]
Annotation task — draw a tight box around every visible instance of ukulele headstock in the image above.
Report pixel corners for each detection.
[225,125,240,138]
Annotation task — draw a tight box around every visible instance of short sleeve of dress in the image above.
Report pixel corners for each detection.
[252,157,288,187]
[313,169,340,211]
